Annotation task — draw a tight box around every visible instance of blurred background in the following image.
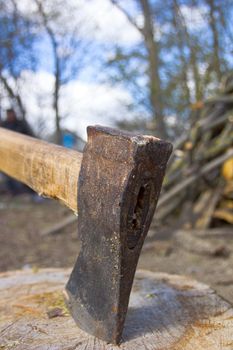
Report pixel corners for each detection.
[0,0,232,303]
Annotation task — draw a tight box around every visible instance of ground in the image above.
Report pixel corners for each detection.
[0,195,232,305]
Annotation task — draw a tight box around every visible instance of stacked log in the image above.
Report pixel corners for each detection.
[156,75,233,230]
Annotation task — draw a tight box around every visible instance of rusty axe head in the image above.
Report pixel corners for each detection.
[65,125,172,344]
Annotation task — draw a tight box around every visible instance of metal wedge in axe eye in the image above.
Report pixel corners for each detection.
[0,125,172,345]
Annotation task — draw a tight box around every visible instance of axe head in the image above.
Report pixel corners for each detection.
[65,126,172,344]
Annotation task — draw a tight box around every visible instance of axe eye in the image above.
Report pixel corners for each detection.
[127,182,151,249]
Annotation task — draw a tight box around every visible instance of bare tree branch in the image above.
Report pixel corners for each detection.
[110,0,144,35]
[0,73,26,120]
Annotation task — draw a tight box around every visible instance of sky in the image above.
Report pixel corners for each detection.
[17,70,136,139]
[1,0,208,140]
[1,0,143,139]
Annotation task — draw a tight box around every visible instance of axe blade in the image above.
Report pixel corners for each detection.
[65,126,172,344]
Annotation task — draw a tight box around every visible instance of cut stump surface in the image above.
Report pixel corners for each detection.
[0,268,233,350]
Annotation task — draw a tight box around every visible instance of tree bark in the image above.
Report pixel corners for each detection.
[35,0,62,144]
[172,2,191,106]
[206,0,221,80]
[54,47,62,145]
[173,0,203,102]
[138,0,167,139]
[0,74,26,121]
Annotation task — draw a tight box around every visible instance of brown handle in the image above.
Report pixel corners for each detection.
[0,127,82,213]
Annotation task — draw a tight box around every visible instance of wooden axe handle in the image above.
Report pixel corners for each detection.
[0,127,82,213]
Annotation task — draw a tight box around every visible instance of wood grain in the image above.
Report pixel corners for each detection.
[0,268,233,349]
[0,127,83,213]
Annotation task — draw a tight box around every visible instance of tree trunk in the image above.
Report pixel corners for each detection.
[1,268,233,349]
[206,0,221,80]
[0,74,26,121]
[172,2,191,106]
[35,0,62,145]
[173,0,203,102]
[138,0,167,139]
[54,54,62,145]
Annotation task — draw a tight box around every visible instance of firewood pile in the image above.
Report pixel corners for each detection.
[156,75,233,230]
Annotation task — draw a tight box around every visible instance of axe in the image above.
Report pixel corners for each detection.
[0,125,172,344]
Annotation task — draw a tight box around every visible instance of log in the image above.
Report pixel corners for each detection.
[194,187,222,229]
[155,73,233,227]
[213,208,233,224]
[157,148,233,209]
[201,112,232,132]
[40,215,77,236]
[205,95,233,104]
[0,127,83,213]
[1,268,233,349]
[178,228,233,239]
[174,230,230,257]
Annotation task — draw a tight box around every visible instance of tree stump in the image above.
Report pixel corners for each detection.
[0,269,233,350]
